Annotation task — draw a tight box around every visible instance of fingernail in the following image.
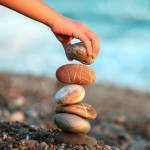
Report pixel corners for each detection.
[88,52,92,56]
[68,57,73,61]
[87,49,92,55]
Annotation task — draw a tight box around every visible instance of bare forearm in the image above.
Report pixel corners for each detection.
[0,0,100,56]
[0,0,61,27]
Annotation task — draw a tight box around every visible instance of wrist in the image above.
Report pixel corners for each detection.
[46,11,63,29]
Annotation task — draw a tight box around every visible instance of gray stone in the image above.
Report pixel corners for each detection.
[20,139,38,148]
[66,42,95,65]
[55,131,97,145]
[129,139,146,150]
[54,113,91,134]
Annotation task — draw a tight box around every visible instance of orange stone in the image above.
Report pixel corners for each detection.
[56,64,96,85]
[56,103,97,120]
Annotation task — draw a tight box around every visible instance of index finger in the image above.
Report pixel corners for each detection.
[86,30,100,58]
[74,32,93,56]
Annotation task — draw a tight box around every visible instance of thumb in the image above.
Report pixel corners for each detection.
[62,37,74,61]
[62,43,73,61]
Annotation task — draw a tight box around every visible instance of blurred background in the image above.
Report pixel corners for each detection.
[0,1,150,149]
[0,0,150,91]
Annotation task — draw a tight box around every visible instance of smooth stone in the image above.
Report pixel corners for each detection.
[10,111,25,122]
[11,96,26,108]
[53,113,91,134]
[56,103,97,120]
[21,140,38,147]
[55,131,97,145]
[55,84,85,105]
[40,142,48,148]
[66,42,95,65]
[56,64,96,85]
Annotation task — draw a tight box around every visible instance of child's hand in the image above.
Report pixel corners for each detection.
[51,16,100,60]
[0,0,100,61]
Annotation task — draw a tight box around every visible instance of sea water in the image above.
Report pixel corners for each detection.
[0,0,150,90]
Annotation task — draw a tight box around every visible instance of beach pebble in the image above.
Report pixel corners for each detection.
[10,111,25,122]
[66,42,95,65]
[3,110,10,118]
[40,142,48,148]
[54,113,91,134]
[55,131,97,145]
[56,103,97,120]
[14,96,26,107]
[116,132,132,141]
[21,139,38,148]
[56,64,96,85]
[104,145,111,150]
[55,85,85,105]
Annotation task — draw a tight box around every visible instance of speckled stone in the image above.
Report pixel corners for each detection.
[66,42,95,65]
[53,113,91,134]
[56,103,97,120]
[56,64,96,85]
[55,85,85,105]
[55,131,97,145]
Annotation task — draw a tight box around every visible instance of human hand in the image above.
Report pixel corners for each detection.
[0,0,99,61]
[50,15,100,60]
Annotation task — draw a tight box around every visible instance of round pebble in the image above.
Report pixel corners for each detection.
[54,113,91,134]
[55,84,85,105]
[40,142,48,148]
[21,139,38,148]
[66,42,95,65]
[56,103,97,120]
[10,111,25,122]
[55,131,97,145]
[56,64,96,85]
[14,96,26,107]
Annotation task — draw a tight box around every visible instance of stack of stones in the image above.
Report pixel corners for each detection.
[53,42,98,145]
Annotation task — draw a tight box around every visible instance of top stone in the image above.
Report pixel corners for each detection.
[66,42,95,65]
[56,64,96,85]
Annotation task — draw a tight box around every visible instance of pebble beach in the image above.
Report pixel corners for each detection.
[0,72,149,150]
[0,0,150,149]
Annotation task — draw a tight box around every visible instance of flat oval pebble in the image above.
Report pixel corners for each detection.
[66,42,95,65]
[56,64,96,85]
[54,113,91,134]
[55,85,85,105]
[56,103,97,120]
[55,131,97,145]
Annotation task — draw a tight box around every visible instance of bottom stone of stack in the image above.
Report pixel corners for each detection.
[54,113,91,134]
[54,131,97,145]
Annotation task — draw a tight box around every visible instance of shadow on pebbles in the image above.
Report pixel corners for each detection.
[0,122,119,150]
